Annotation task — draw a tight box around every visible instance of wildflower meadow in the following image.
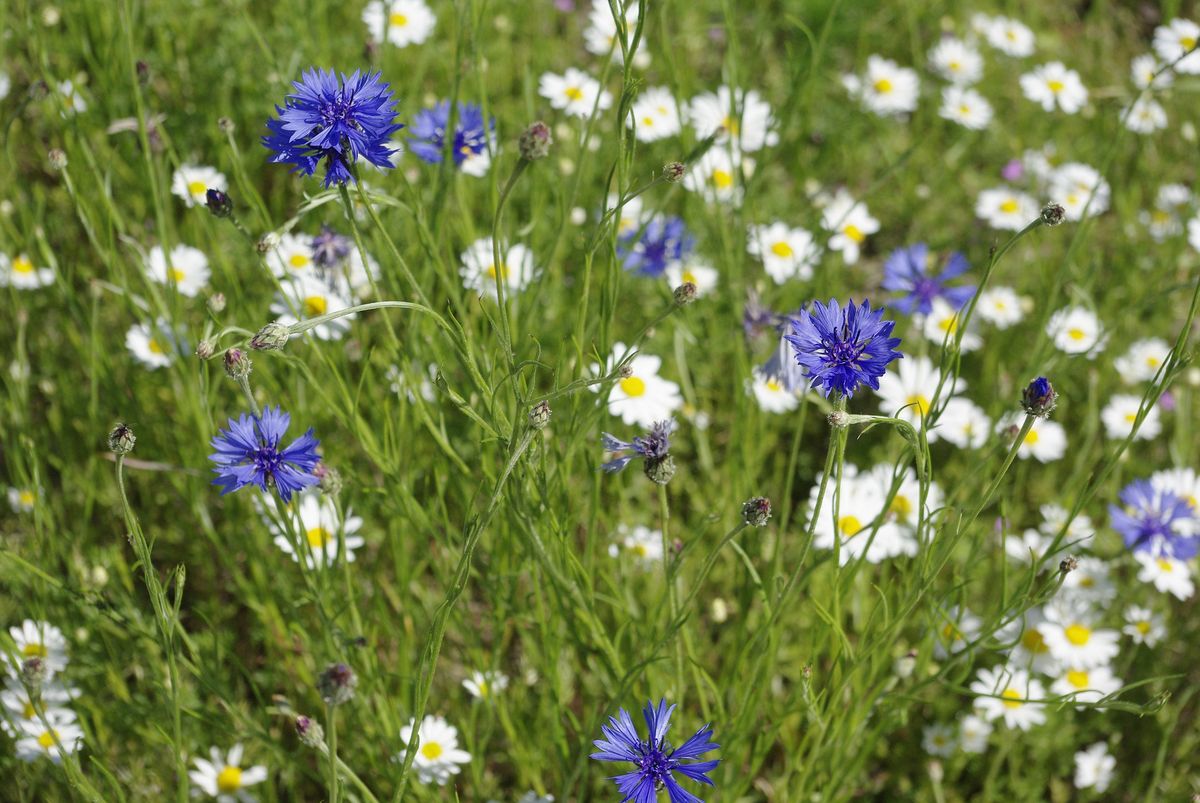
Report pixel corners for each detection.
[5,0,1200,800]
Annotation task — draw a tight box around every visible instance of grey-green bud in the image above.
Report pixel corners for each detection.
[107,423,136,455]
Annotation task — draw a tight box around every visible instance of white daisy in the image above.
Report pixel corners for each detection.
[1141,184,1191,241]
[1020,62,1088,113]
[933,605,982,659]
[1121,605,1165,647]
[56,79,87,116]
[362,0,436,47]
[1125,97,1168,134]
[459,237,537,300]
[188,744,268,802]
[970,665,1046,730]
[685,86,778,154]
[975,187,1039,230]
[14,709,84,763]
[842,55,920,117]
[607,524,664,567]
[1115,338,1170,382]
[1074,742,1116,793]
[1048,162,1110,220]
[387,363,438,402]
[747,366,799,414]
[807,464,912,564]
[1150,466,1200,511]
[1134,551,1194,600]
[1046,305,1105,356]
[1004,529,1051,564]
[6,620,69,676]
[1038,600,1120,669]
[171,164,228,208]
[928,37,984,84]
[922,297,982,352]
[538,69,612,118]
[996,413,1067,462]
[936,397,991,449]
[1152,18,1200,75]
[975,286,1024,328]
[874,356,961,441]
[821,190,878,264]
[922,723,957,757]
[145,244,210,297]
[257,491,366,570]
[7,487,38,513]
[939,85,993,130]
[983,17,1036,57]
[591,342,682,427]
[1060,557,1118,609]
[1100,393,1161,441]
[463,669,509,700]
[864,462,942,536]
[398,715,472,786]
[681,148,746,205]
[958,714,992,754]
[1001,607,1060,675]
[0,253,55,289]
[746,222,820,283]
[126,318,184,370]
[628,86,682,142]
[1,679,79,736]
[1038,503,1095,545]
[265,233,316,279]
[1130,53,1174,89]
[663,262,718,297]
[271,274,354,341]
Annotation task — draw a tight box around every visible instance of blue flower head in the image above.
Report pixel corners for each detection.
[409,101,494,167]
[311,225,353,270]
[601,420,674,473]
[591,699,720,803]
[618,215,695,278]
[1109,479,1198,560]
[785,298,903,399]
[880,243,975,316]
[263,68,403,187]
[209,406,321,503]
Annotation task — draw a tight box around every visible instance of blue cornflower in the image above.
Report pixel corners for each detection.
[408,101,494,168]
[263,68,403,187]
[601,420,674,473]
[209,406,321,503]
[311,225,352,270]
[785,298,902,399]
[1109,479,1198,560]
[618,216,694,278]
[881,243,975,315]
[591,699,719,803]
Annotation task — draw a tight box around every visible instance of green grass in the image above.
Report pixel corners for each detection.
[2,0,1200,800]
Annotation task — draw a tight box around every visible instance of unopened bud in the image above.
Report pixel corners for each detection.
[136,60,150,86]
[741,496,772,527]
[20,657,48,693]
[223,348,252,379]
[618,364,634,379]
[1060,556,1078,574]
[1021,377,1058,418]
[673,282,698,305]
[663,161,685,182]
[250,322,290,351]
[1040,203,1066,227]
[256,232,280,255]
[205,189,233,219]
[48,148,68,171]
[107,422,136,455]
[518,121,552,161]
[528,400,551,430]
[207,293,226,313]
[217,117,235,134]
[295,715,325,749]
[644,454,676,485]
[195,340,216,360]
[827,409,849,428]
[317,663,357,706]
[314,463,342,496]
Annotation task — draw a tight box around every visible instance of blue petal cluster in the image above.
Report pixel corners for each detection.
[881,243,975,315]
[601,420,674,473]
[618,215,694,278]
[1109,479,1198,560]
[209,406,321,503]
[591,699,720,803]
[409,100,494,167]
[785,298,903,399]
[263,68,403,187]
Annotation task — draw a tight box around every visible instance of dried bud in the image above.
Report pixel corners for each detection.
[47,148,68,171]
[195,340,216,360]
[205,188,233,219]
[1059,556,1078,574]
[317,663,357,706]
[295,715,325,749]
[107,423,136,455]
[1021,376,1058,418]
[224,348,252,378]
[250,322,290,352]
[663,161,686,182]
[644,454,676,485]
[528,400,551,430]
[673,282,698,305]
[1040,203,1066,227]
[618,363,634,379]
[741,496,772,527]
[827,409,849,429]
[256,232,280,255]
[208,293,226,314]
[518,121,552,161]
[20,657,48,692]
[217,116,235,134]
[314,463,342,496]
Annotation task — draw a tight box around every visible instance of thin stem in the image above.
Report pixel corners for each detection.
[326,703,340,803]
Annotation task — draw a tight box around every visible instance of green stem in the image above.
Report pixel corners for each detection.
[326,703,340,803]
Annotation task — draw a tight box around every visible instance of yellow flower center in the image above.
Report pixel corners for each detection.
[306,527,330,548]
[1001,688,1023,708]
[1067,327,1086,341]
[765,378,782,392]
[843,224,865,243]
[187,180,206,197]
[22,642,47,658]
[148,338,165,355]
[1000,199,1018,214]
[632,543,649,558]
[906,394,930,416]
[1023,429,1039,446]
[18,490,35,506]
[712,169,734,189]
[22,700,36,719]
[619,376,646,397]
[1021,629,1048,654]
[838,515,863,537]
[770,241,794,258]
[289,253,311,269]
[1135,620,1150,635]
[948,60,961,71]
[1064,623,1091,646]
[959,104,971,115]
[564,86,584,101]
[217,766,242,793]
[681,270,697,285]
[37,730,57,750]
[642,115,656,126]
[1079,576,1095,588]
[1156,558,1173,572]
[13,256,35,274]
[873,78,893,94]
[1005,29,1017,41]
[1123,412,1137,424]
[304,295,328,316]
[1145,356,1161,368]
[485,263,508,281]
[169,267,186,282]
[890,495,913,521]
[1181,35,1197,48]
[421,741,444,760]
[1066,669,1089,689]
[721,116,740,135]
[1047,79,1065,93]
[390,12,409,26]
[941,623,961,642]
[936,315,958,334]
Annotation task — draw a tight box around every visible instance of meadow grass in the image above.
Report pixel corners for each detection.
[2,0,1200,800]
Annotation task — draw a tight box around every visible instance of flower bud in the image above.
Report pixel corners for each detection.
[827,409,849,429]
[518,121,552,161]
[644,454,676,485]
[107,422,136,455]
[295,715,325,749]
[195,340,216,360]
[1021,376,1057,418]
[314,463,342,496]
[136,60,150,86]
[217,116,235,134]
[1059,555,1078,574]
[47,148,68,171]
[205,188,233,219]
[250,322,290,351]
[208,292,226,313]
[663,161,685,182]
[317,663,357,706]
[673,282,698,305]
[1040,203,1066,227]
[741,496,772,527]
[256,232,280,255]
[224,348,252,379]
[618,363,634,379]
[20,657,48,693]
[528,400,551,430]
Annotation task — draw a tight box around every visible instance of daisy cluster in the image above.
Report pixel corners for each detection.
[2,620,84,764]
